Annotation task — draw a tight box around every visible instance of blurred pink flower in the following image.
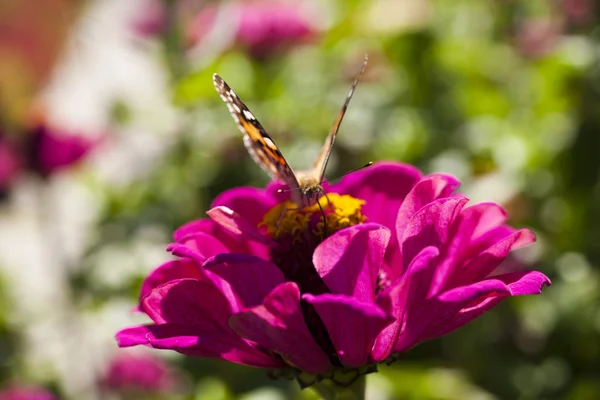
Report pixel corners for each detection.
[100,352,179,394]
[0,386,56,400]
[131,0,167,38]
[28,124,96,176]
[0,135,22,194]
[515,18,562,58]
[562,0,594,25]
[190,1,317,59]
[117,162,550,387]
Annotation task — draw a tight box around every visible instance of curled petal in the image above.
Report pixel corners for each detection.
[229,282,332,374]
[396,174,461,242]
[211,186,278,227]
[172,231,230,261]
[313,223,390,302]
[116,325,154,347]
[303,294,394,367]
[207,206,279,247]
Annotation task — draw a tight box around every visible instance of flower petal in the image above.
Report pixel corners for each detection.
[174,218,271,260]
[211,186,278,227]
[229,282,332,374]
[303,294,394,367]
[142,279,239,326]
[423,270,551,340]
[396,174,461,241]
[116,325,154,347]
[139,259,203,304]
[144,323,283,368]
[427,203,512,295]
[207,206,278,247]
[458,228,536,285]
[203,253,285,307]
[401,197,469,271]
[372,246,439,360]
[313,223,390,302]
[334,162,422,227]
[493,270,551,296]
[333,161,421,270]
[169,231,230,262]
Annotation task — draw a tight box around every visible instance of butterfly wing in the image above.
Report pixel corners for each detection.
[312,55,368,182]
[213,74,300,191]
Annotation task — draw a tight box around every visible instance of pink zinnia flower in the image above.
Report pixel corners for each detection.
[0,135,22,194]
[0,385,56,400]
[130,0,167,38]
[515,18,562,58]
[190,1,317,59]
[100,352,179,394]
[28,124,96,176]
[116,162,549,387]
[562,0,594,26]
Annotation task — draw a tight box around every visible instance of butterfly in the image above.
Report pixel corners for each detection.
[213,55,368,209]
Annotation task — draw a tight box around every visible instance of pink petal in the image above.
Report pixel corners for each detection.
[174,218,271,260]
[494,270,551,296]
[401,197,469,271]
[144,323,283,368]
[116,325,154,347]
[228,282,332,374]
[211,186,278,227]
[166,243,205,263]
[207,206,278,247]
[333,162,423,228]
[332,162,422,274]
[303,294,394,367]
[172,231,230,260]
[438,279,512,302]
[139,259,203,304]
[142,279,239,326]
[458,228,536,285]
[203,253,284,307]
[427,203,513,295]
[396,174,461,244]
[423,270,551,340]
[313,223,390,302]
[173,218,207,241]
[373,246,439,360]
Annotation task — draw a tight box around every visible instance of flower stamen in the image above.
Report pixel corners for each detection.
[260,193,367,241]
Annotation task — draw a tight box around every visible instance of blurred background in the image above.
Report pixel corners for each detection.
[0,0,598,399]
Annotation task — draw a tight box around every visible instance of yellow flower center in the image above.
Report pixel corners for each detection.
[260,193,367,241]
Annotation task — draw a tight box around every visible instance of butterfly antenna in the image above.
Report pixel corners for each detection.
[317,54,369,179]
[323,161,374,184]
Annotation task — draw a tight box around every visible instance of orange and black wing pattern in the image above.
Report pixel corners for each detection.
[213,74,299,191]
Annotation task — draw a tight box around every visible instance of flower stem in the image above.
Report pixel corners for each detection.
[311,376,366,400]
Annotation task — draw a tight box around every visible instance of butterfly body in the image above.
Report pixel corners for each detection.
[213,56,367,209]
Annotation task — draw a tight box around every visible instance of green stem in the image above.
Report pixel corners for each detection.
[311,376,366,400]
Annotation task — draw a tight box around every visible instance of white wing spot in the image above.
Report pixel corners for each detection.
[263,137,276,148]
[243,110,255,120]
